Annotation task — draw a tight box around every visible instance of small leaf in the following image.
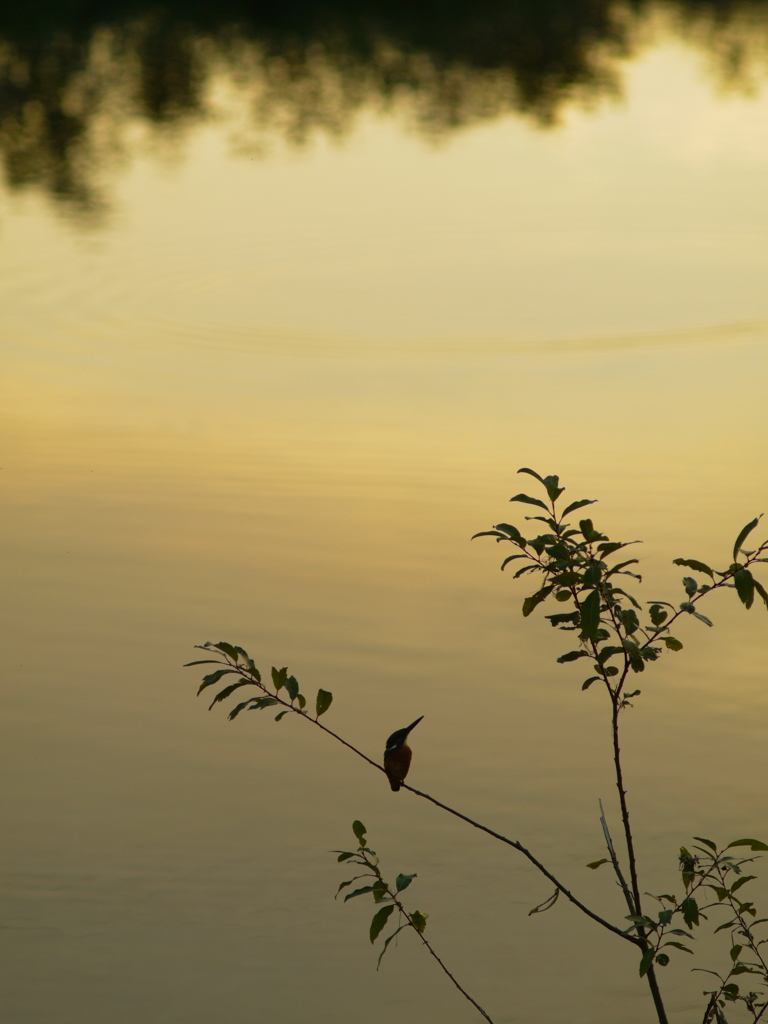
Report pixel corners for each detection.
[522,585,553,617]
[510,493,550,512]
[501,554,528,570]
[582,676,600,690]
[344,886,374,902]
[730,944,743,962]
[734,568,755,609]
[753,578,768,610]
[692,837,718,852]
[370,905,395,943]
[664,941,693,953]
[336,851,354,862]
[213,642,239,660]
[395,873,416,893]
[228,699,256,720]
[579,590,601,641]
[557,650,589,663]
[542,474,564,501]
[663,637,683,651]
[639,948,655,977]
[733,516,762,562]
[376,924,408,968]
[673,558,714,578]
[410,910,428,934]
[654,953,670,967]
[275,710,290,721]
[517,467,545,485]
[528,889,559,915]
[271,666,287,691]
[562,498,596,517]
[726,839,768,852]
[494,522,526,544]
[681,897,699,928]
[284,675,300,701]
[208,680,251,710]
[316,689,333,717]
[587,859,609,870]
[184,659,223,667]
[197,668,237,695]
[682,576,698,597]
[352,820,367,845]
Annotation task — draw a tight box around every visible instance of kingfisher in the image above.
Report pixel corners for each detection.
[383,716,423,791]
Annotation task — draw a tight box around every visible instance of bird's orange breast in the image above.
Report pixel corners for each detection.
[384,743,412,791]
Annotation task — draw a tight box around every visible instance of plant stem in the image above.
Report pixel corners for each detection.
[384,882,496,1024]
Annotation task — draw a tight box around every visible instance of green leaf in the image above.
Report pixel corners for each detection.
[730,944,743,962]
[296,693,306,710]
[197,668,237,695]
[522,585,554,617]
[248,697,279,710]
[228,699,256,720]
[344,886,374,902]
[726,839,768,851]
[734,568,755,609]
[753,578,768,611]
[542,474,564,501]
[673,558,714,578]
[663,637,683,651]
[639,948,655,977]
[510,493,550,512]
[681,897,699,928]
[586,859,609,870]
[284,674,300,701]
[682,576,698,597]
[654,953,670,967]
[208,681,251,710]
[562,498,596,517]
[352,820,367,846]
[184,659,223,667]
[370,905,395,943]
[395,873,416,893]
[692,836,718,852]
[275,710,290,722]
[494,523,526,545]
[664,941,693,953]
[733,516,762,562]
[410,910,428,934]
[336,851,354,862]
[213,642,239,660]
[271,666,287,691]
[579,590,601,641]
[376,924,408,969]
[517,467,545,485]
[557,650,589,663]
[316,689,333,717]
[500,554,528,570]
[582,676,600,690]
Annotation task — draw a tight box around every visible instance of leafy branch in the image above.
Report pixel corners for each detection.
[334,821,494,1023]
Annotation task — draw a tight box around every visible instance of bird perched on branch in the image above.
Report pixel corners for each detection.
[383,716,423,791]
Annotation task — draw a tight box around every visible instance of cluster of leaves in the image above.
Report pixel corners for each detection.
[188,641,333,722]
[473,468,768,706]
[621,838,768,1020]
[334,821,428,969]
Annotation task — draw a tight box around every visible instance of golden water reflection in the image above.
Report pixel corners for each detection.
[2,28,768,1024]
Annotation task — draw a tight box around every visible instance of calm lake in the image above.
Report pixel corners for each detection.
[2,3,768,1022]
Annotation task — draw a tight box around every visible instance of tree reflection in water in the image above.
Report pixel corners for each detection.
[1,0,767,215]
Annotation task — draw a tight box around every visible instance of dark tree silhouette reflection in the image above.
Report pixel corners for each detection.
[1,0,767,215]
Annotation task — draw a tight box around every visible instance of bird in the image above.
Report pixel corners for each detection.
[383,716,423,791]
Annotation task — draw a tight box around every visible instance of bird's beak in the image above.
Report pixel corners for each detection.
[405,716,424,735]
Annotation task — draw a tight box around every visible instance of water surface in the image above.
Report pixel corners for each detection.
[2,7,768,1023]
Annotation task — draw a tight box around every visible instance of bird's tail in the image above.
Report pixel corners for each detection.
[388,775,401,792]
